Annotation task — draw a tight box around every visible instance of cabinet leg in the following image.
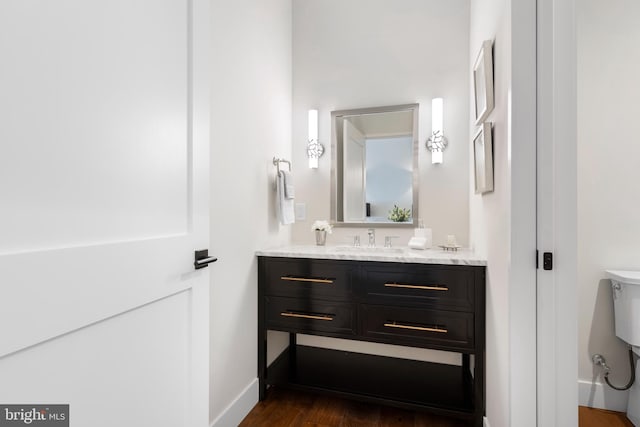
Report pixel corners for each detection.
[289,332,297,349]
[474,351,485,427]
[289,333,297,371]
[259,379,266,401]
[258,315,267,401]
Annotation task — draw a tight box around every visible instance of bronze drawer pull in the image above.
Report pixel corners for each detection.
[384,283,448,291]
[383,322,447,334]
[280,311,334,321]
[280,276,334,284]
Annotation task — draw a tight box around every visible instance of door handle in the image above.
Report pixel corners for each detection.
[194,249,217,270]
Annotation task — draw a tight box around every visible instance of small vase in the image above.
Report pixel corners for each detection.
[315,230,327,246]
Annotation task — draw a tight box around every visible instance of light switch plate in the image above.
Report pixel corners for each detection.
[295,203,306,221]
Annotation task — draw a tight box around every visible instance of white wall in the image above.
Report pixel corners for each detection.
[469,0,537,426]
[291,0,470,248]
[468,1,511,426]
[577,0,640,409]
[209,0,292,424]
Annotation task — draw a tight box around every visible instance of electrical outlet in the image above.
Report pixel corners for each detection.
[295,203,306,221]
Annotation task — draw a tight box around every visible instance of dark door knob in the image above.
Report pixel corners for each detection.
[194,249,217,270]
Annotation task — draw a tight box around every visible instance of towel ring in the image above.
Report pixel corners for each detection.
[273,157,291,174]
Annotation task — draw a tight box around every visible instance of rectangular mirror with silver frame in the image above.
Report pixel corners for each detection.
[330,104,419,227]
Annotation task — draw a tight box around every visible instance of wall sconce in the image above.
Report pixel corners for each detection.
[426,98,447,164]
[307,109,324,169]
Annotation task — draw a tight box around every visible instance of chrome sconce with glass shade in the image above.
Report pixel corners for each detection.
[426,98,447,164]
[307,109,325,169]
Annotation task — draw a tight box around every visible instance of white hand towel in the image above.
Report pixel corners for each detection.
[281,170,295,199]
[276,171,295,225]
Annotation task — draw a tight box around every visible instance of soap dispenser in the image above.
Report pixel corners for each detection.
[408,219,432,250]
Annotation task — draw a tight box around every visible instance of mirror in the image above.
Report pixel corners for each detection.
[330,104,419,227]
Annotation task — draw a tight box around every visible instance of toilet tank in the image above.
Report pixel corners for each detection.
[606,270,640,347]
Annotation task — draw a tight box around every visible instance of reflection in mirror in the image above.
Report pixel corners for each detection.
[331,104,419,227]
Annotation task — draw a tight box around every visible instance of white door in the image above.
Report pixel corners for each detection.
[343,120,366,222]
[537,0,578,425]
[0,1,210,426]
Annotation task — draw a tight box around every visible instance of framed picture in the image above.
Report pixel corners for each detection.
[473,122,494,194]
[473,40,494,125]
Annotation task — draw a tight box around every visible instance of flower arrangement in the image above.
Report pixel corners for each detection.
[388,205,411,222]
[311,220,333,234]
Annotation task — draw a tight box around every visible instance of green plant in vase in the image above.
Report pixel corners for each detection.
[388,205,411,222]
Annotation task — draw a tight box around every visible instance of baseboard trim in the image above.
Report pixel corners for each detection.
[484,416,490,427]
[578,379,629,412]
[210,378,259,427]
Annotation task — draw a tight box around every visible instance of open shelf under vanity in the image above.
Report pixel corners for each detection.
[266,344,475,420]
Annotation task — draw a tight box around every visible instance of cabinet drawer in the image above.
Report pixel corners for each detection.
[266,296,356,336]
[360,304,474,350]
[264,258,352,300]
[360,264,474,310]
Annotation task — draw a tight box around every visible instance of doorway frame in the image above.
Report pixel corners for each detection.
[509,0,578,425]
[535,0,579,426]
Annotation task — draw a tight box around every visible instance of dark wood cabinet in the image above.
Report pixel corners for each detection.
[258,256,485,426]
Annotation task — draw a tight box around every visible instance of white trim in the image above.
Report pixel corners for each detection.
[578,380,629,413]
[210,379,259,427]
[536,0,579,426]
[484,416,490,427]
[190,0,211,425]
[578,380,629,412]
[509,0,538,425]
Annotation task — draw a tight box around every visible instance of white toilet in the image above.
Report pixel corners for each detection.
[606,270,640,426]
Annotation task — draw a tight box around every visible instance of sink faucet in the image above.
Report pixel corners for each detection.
[384,236,400,248]
[346,235,360,247]
[367,228,376,247]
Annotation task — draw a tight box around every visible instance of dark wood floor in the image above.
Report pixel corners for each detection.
[579,406,634,427]
[239,387,634,427]
[240,387,469,427]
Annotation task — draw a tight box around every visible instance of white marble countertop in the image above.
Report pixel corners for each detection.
[256,245,486,266]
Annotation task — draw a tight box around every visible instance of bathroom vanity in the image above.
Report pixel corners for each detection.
[256,246,486,426]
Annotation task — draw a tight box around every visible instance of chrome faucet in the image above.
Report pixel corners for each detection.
[367,228,376,247]
[347,235,361,247]
[384,236,400,248]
